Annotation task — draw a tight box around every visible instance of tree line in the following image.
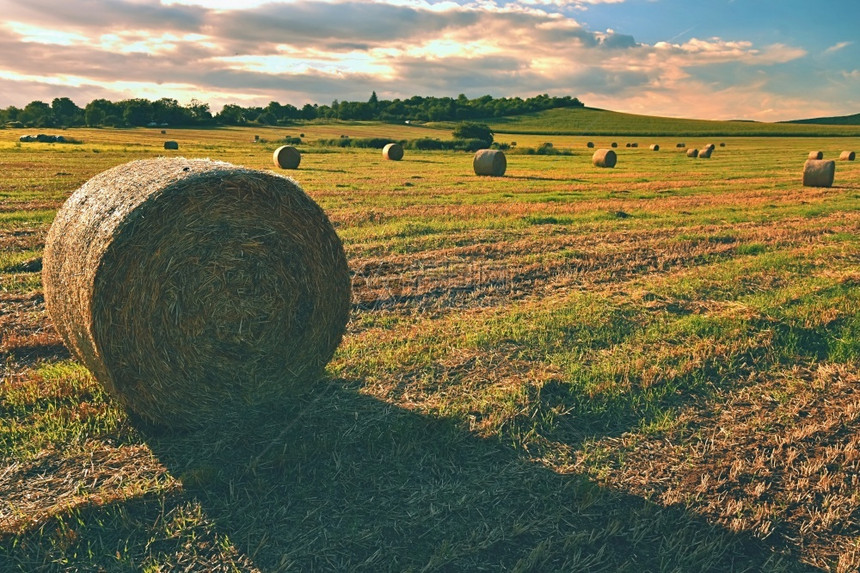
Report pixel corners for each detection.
[0,93,583,128]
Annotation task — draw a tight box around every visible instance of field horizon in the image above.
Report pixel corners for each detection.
[1,123,859,571]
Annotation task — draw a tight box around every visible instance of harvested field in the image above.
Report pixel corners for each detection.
[1,127,859,571]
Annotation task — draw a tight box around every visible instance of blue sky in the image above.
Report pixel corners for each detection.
[0,0,857,121]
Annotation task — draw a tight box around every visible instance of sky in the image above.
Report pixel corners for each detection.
[0,0,858,121]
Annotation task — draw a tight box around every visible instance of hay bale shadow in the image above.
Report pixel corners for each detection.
[136,379,814,571]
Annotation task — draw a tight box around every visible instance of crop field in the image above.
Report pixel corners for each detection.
[1,122,859,571]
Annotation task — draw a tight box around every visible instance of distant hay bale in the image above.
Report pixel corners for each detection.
[699,148,712,159]
[382,142,404,161]
[42,158,351,428]
[160,130,167,134]
[473,149,506,176]
[677,143,685,148]
[273,145,301,169]
[586,142,594,148]
[686,148,699,158]
[610,142,618,148]
[808,151,824,160]
[839,151,855,161]
[163,141,178,150]
[625,143,631,148]
[592,149,617,168]
[649,144,660,151]
[719,143,726,147]
[703,144,716,152]
[802,159,835,188]
[631,143,638,148]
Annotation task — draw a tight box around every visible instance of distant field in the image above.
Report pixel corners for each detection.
[1,124,859,571]
[480,107,860,137]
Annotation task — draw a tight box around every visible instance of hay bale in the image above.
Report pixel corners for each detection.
[625,143,631,148]
[802,159,835,187]
[808,151,824,160]
[703,143,716,152]
[686,148,699,158]
[649,144,659,151]
[163,141,179,150]
[677,143,685,148]
[631,143,638,148]
[699,148,712,159]
[42,158,351,428]
[160,130,167,135]
[473,149,506,176]
[610,142,618,148]
[382,142,404,161]
[839,151,855,161]
[586,141,594,148]
[273,145,301,169]
[592,149,617,168]
[719,143,726,147]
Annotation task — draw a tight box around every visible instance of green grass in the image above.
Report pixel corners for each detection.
[2,121,859,571]
[484,106,860,137]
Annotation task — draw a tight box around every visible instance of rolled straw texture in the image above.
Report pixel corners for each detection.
[592,149,617,168]
[43,158,351,427]
[699,148,713,159]
[382,143,404,161]
[649,144,660,151]
[273,145,301,169]
[808,151,824,160]
[840,151,855,161]
[473,149,506,176]
[802,159,835,188]
[686,148,699,158]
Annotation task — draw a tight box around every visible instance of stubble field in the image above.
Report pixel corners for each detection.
[1,123,859,571]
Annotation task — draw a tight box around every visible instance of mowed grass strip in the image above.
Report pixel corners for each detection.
[1,125,858,571]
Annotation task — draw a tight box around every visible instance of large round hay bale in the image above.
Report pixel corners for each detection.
[610,142,618,148]
[802,159,835,187]
[273,145,301,169]
[703,143,716,152]
[382,142,404,161]
[592,149,617,168]
[649,144,659,151]
[42,158,351,428]
[586,141,594,148]
[808,151,824,160]
[686,148,699,158]
[840,150,855,161]
[163,141,178,150]
[473,149,506,176]
[699,147,713,159]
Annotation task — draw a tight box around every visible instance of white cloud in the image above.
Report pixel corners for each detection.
[825,41,853,54]
[0,0,847,120]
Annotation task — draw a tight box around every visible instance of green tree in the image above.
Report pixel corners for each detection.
[122,99,153,126]
[51,97,83,126]
[452,121,493,144]
[20,101,53,127]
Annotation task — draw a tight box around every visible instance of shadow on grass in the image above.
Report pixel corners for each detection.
[1,377,820,571]
[142,378,816,572]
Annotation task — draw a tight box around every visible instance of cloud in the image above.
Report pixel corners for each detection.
[825,41,853,54]
[0,0,846,121]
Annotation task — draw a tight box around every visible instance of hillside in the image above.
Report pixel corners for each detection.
[480,106,860,137]
[782,112,860,126]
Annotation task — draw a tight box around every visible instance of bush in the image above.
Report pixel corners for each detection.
[452,121,494,144]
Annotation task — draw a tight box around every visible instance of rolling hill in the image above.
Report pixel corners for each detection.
[477,106,860,137]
